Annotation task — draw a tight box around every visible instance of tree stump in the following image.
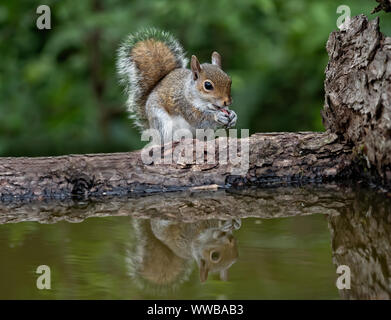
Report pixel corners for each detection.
[322,15,391,187]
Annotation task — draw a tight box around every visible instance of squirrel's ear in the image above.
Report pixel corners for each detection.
[211,51,222,68]
[199,259,209,283]
[191,55,201,81]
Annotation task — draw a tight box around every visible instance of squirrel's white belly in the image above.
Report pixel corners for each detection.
[171,115,194,135]
[149,106,195,142]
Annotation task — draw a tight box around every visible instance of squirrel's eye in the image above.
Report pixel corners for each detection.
[210,251,220,262]
[204,81,214,91]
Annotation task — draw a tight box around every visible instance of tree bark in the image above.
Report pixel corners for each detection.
[322,15,391,187]
[0,132,352,202]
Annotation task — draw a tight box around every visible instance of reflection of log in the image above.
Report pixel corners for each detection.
[328,189,391,299]
[0,132,352,202]
[322,15,391,187]
[0,184,354,224]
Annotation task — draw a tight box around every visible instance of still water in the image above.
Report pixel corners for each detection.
[0,185,390,299]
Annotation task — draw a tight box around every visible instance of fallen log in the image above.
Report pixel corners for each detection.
[0,132,352,202]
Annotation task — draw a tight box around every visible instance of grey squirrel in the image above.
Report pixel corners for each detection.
[117,28,237,142]
[127,218,241,292]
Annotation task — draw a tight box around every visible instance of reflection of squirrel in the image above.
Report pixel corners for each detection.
[127,218,240,292]
[117,29,237,142]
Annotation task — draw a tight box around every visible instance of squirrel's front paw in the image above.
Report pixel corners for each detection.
[219,218,242,231]
[214,109,237,128]
[227,110,237,128]
[214,110,230,127]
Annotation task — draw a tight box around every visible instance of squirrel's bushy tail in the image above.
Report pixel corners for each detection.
[117,28,188,130]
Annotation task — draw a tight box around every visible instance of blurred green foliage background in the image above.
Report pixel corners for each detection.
[0,0,390,156]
